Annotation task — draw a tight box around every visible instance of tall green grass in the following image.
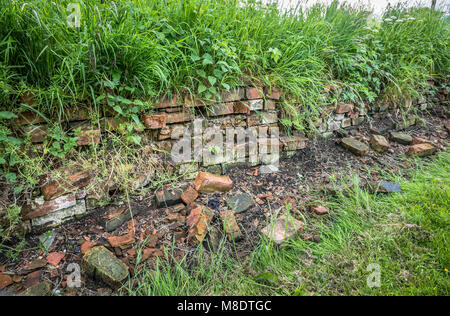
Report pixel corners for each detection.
[0,0,448,119]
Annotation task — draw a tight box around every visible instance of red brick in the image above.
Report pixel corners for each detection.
[234,101,251,114]
[208,103,234,116]
[41,169,91,201]
[264,87,282,100]
[245,87,264,99]
[186,205,215,244]
[46,252,65,267]
[407,143,437,157]
[220,209,242,241]
[77,129,101,146]
[107,232,135,249]
[335,103,354,114]
[181,186,199,205]
[81,240,100,254]
[0,273,13,290]
[311,205,328,215]
[166,111,194,124]
[24,194,76,220]
[142,114,167,129]
[193,172,233,193]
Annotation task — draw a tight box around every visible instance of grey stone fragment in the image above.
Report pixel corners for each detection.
[226,194,254,214]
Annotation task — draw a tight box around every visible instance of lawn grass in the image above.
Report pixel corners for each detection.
[124,152,449,296]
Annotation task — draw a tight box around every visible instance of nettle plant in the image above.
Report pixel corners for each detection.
[98,70,148,145]
[191,35,241,100]
[44,125,79,159]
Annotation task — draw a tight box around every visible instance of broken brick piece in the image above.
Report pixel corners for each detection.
[186,205,215,245]
[193,172,233,193]
[41,169,91,201]
[81,240,100,254]
[24,194,76,220]
[77,129,101,146]
[311,205,328,215]
[107,232,135,250]
[261,215,304,245]
[181,186,199,205]
[220,209,242,241]
[407,143,437,157]
[370,135,390,153]
[142,114,167,129]
[0,273,13,290]
[155,186,184,208]
[46,252,65,267]
[335,103,354,114]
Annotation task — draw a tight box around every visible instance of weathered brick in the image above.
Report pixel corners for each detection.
[208,103,234,116]
[77,129,101,146]
[264,99,276,111]
[82,246,128,288]
[181,185,199,205]
[155,186,184,207]
[261,215,304,245]
[193,171,233,193]
[23,125,48,143]
[31,199,86,230]
[390,132,413,145]
[335,103,354,114]
[14,111,46,126]
[340,137,369,155]
[280,136,308,151]
[246,99,264,111]
[65,107,90,122]
[370,135,390,153]
[245,87,264,99]
[407,143,437,157]
[24,194,76,220]
[220,88,245,102]
[155,95,179,109]
[261,112,278,125]
[186,205,215,245]
[166,111,194,124]
[220,209,242,241]
[264,87,282,100]
[234,101,251,114]
[142,114,167,129]
[41,169,91,201]
[184,95,207,107]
